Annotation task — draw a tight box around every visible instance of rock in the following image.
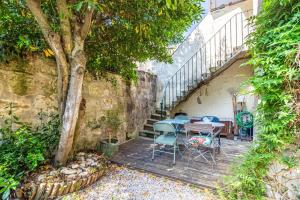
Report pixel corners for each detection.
[77,152,85,156]
[78,171,89,177]
[49,170,59,176]
[71,164,80,169]
[61,168,77,175]
[15,188,23,199]
[66,174,77,180]
[37,174,46,182]
[86,158,98,167]
[79,163,86,168]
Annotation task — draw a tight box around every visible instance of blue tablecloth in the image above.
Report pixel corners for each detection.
[159,119,190,125]
[156,119,190,134]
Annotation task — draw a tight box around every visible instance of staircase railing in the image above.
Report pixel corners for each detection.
[160,11,253,118]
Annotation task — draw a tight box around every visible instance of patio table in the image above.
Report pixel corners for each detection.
[158,119,190,134]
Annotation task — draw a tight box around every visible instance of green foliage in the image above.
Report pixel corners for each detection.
[0,0,203,80]
[88,109,122,143]
[222,0,300,199]
[0,105,60,199]
[103,109,122,133]
[0,0,47,60]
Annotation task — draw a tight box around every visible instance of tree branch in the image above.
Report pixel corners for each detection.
[26,0,70,114]
[56,0,73,56]
[25,0,55,45]
[80,8,94,40]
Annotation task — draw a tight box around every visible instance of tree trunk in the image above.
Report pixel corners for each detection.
[55,46,86,165]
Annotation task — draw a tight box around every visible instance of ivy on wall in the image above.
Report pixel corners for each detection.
[220,0,300,199]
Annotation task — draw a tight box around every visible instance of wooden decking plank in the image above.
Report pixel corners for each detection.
[110,137,250,189]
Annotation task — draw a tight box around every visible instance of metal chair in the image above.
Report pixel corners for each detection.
[174,115,189,120]
[184,123,219,168]
[174,115,190,136]
[152,122,178,165]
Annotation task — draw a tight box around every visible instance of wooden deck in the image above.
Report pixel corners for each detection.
[110,137,250,189]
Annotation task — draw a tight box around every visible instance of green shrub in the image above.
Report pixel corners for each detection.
[0,105,60,200]
[221,0,300,199]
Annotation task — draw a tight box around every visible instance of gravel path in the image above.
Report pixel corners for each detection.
[61,165,207,200]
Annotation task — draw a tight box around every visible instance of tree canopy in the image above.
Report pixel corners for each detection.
[0,0,203,80]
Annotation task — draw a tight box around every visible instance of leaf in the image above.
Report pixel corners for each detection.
[75,1,84,12]
[2,189,10,200]
[166,0,172,8]
[43,49,54,57]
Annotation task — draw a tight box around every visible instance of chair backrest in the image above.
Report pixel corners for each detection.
[202,116,220,122]
[184,123,213,135]
[174,115,189,120]
[153,122,176,135]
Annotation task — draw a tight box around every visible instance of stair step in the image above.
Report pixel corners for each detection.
[151,113,162,120]
[144,124,154,131]
[147,119,159,125]
[155,109,167,115]
[139,130,158,138]
[181,90,188,95]
[176,95,182,100]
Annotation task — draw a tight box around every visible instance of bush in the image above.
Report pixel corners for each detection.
[221,0,300,199]
[0,105,60,200]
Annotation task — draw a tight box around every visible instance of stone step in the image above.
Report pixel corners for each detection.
[147,119,159,125]
[139,130,158,138]
[155,109,167,116]
[144,124,154,131]
[181,90,188,96]
[151,113,162,120]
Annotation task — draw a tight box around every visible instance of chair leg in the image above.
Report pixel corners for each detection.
[187,148,192,170]
[211,148,216,166]
[173,144,176,165]
[152,143,155,160]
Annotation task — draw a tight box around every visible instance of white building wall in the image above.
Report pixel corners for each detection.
[138,0,254,106]
[171,59,256,120]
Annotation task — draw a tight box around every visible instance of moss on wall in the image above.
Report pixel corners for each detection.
[11,60,28,96]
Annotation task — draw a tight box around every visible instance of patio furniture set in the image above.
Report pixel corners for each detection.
[151,115,225,168]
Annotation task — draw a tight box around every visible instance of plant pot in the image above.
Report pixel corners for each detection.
[97,139,119,158]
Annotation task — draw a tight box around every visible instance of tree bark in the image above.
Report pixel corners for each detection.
[27,0,94,165]
[55,44,87,165]
[25,0,69,114]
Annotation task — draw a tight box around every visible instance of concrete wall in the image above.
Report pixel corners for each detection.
[139,0,254,106]
[0,57,157,150]
[171,58,255,121]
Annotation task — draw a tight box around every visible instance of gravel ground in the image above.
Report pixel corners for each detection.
[61,165,207,200]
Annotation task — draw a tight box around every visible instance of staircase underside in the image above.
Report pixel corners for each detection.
[139,50,248,139]
[172,50,249,110]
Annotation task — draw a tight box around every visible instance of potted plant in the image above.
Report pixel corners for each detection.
[97,109,122,158]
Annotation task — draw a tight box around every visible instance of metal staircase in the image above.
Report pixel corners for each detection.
[160,11,252,115]
[139,11,252,139]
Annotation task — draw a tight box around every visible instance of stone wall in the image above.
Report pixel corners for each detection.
[266,144,300,200]
[0,57,157,150]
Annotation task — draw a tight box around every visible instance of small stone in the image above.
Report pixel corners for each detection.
[66,174,77,180]
[78,171,89,177]
[77,152,85,156]
[37,174,46,182]
[79,163,86,168]
[71,164,80,169]
[61,168,77,175]
[49,170,59,176]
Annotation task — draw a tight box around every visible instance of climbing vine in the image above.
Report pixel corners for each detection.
[220,0,300,199]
